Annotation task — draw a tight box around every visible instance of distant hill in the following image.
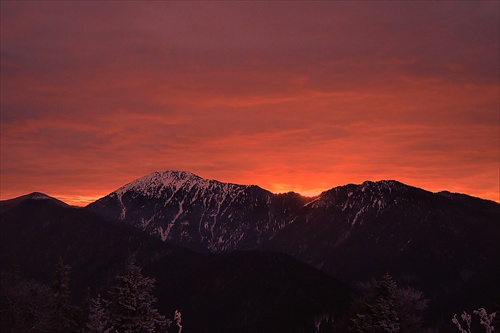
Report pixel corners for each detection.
[0,191,68,213]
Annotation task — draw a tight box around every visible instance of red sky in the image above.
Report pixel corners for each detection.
[1,1,499,205]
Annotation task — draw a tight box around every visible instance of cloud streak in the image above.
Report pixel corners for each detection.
[1,1,498,204]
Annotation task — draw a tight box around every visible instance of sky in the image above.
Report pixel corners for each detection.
[1,1,499,206]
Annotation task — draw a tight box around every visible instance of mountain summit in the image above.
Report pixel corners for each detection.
[0,192,68,213]
[88,170,308,251]
[115,170,234,199]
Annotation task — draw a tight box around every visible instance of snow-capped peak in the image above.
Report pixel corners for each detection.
[361,180,406,192]
[306,180,413,226]
[115,171,206,197]
[113,170,253,201]
[28,192,54,200]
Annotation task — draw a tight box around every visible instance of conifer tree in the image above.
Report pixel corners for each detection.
[50,258,78,333]
[395,286,428,333]
[106,255,167,333]
[85,294,114,333]
[0,272,53,333]
[349,274,401,333]
[347,273,429,333]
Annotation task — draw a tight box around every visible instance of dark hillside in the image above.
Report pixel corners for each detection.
[0,197,351,333]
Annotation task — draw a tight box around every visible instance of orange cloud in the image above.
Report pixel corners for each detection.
[1,1,498,205]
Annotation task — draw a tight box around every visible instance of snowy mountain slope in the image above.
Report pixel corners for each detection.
[87,171,309,251]
[88,172,500,264]
[88,171,500,318]
[268,178,499,272]
[266,180,500,317]
[267,179,421,253]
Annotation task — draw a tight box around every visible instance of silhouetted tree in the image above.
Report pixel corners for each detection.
[106,255,168,333]
[0,272,53,333]
[84,294,114,333]
[349,273,400,333]
[452,308,496,333]
[395,286,428,333]
[50,259,78,333]
[347,273,429,333]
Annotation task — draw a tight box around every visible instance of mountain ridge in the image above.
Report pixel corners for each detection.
[86,171,500,316]
[2,170,499,331]
[2,171,498,207]
[86,171,499,253]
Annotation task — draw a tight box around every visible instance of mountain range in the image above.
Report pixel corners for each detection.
[1,170,499,332]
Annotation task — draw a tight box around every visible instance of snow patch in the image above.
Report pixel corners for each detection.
[351,207,366,226]
[30,193,52,200]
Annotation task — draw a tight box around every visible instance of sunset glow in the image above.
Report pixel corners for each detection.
[1,1,499,206]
